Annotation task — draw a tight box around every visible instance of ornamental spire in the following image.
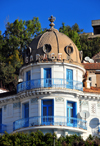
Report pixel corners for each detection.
[48,15,56,28]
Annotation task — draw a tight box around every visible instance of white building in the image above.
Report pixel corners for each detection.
[0,16,100,139]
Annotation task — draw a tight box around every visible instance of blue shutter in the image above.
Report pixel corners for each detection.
[24,103,29,127]
[44,68,51,87]
[66,69,73,89]
[44,68,51,79]
[24,103,29,118]
[26,71,31,81]
[26,71,31,90]
[73,102,77,127]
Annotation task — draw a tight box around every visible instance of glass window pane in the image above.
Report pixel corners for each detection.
[48,106,52,116]
[43,100,52,105]
[71,109,73,117]
[24,103,29,118]
[68,103,73,107]
[43,107,47,116]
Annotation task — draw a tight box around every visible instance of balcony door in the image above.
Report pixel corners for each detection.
[23,103,29,127]
[44,68,51,87]
[42,100,54,125]
[26,71,31,90]
[67,101,77,127]
[66,69,73,89]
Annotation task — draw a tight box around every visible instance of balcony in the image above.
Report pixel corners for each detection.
[17,78,83,93]
[13,116,87,131]
[0,124,7,134]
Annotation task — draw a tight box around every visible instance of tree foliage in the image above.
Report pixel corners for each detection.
[59,23,82,50]
[1,18,100,91]
[0,17,42,90]
[0,131,100,146]
[80,34,100,58]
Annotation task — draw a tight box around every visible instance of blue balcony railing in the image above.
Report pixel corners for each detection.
[0,124,7,133]
[13,116,87,131]
[17,78,83,93]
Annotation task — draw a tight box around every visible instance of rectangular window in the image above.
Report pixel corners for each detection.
[41,99,54,125]
[88,77,92,87]
[67,101,77,127]
[22,102,29,127]
[26,71,31,90]
[26,71,31,81]
[66,69,73,89]
[44,68,51,87]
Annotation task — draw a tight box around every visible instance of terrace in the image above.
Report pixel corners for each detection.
[17,78,83,93]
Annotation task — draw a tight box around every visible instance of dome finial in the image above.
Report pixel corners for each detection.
[48,15,56,28]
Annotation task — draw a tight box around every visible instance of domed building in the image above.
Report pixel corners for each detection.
[0,16,100,139]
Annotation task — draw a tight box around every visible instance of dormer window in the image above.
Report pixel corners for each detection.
[43,44,52,53]
[64,46,73,55]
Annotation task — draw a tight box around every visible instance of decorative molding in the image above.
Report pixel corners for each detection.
[13,102,21,108]
[31,98,38,103]
[55,97,64,102]
[80,100,88,107]
[91,103,96,114]
[1,87,100,105]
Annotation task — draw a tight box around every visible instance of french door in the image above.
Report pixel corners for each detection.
[44,68,51,87]
[42,100,54,125]
[66,69,73,89]
[24,103,29,127]
[67,101,77,127]
[26,71,31,90]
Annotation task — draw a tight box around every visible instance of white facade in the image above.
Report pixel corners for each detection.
[0,16,100,139]
[0,62,100,139]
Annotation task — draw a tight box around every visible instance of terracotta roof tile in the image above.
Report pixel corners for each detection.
[82,63,100,70]
[83,87,100,93]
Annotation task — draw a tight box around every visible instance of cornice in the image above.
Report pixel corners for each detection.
[0,88,100,105]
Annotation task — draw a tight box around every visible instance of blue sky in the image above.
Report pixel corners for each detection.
[0,0,100,34]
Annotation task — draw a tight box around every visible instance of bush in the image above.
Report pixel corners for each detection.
[0,131,100,146]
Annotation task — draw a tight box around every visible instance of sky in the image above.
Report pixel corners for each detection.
[0,0,100,34]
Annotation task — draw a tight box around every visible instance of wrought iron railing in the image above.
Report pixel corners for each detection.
[13,116,87,131]
[0,124,7,133]
[17,78,83,93]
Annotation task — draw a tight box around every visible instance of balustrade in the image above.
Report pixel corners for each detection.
[13,116,87,131]
[17,78,83,93]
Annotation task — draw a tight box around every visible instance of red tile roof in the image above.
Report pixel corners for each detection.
[82,63,100,70]
[83,87,100,93]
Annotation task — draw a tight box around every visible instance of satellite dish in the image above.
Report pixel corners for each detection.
[89,59,94,63]
[84,56,90,62]
[18,78,23,83]
[80,110,90,119]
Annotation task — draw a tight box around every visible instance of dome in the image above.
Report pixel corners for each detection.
[27,16,81,64]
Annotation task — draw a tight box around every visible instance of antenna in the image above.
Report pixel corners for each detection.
[80,110,90,119]
[89,59,94,63]
[84,56,90,62]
